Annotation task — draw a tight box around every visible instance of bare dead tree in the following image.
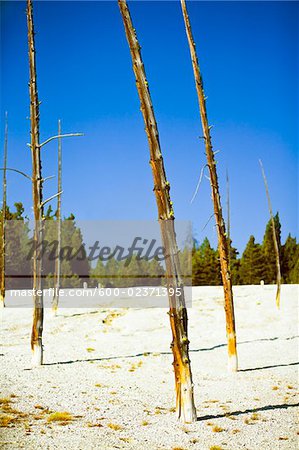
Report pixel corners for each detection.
[52,120,62,315]
[181,0,238,372]
[259,159,281,308]
[27,1,83,364]
[27,0,45,366]
[0,112,8,307]
[118,0,197,423]
[226,169,231,269]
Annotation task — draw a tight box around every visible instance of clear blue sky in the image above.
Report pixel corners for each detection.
[0,1,298,253]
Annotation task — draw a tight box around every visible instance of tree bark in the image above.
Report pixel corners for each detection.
[52,120,62,315]
[118,0,197,422]
[259,159,281,308]
[226,169,231,270]
[0,112,8,307]
[181,0,238,372]
[27,0,44,366]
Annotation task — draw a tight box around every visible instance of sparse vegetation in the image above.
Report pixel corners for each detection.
[47,412,74,423]
[212,425,225,433]
[107,422,123,431]
[86,347,95,353]
[0,414,15,427]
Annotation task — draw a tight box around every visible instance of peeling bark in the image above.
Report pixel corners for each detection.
[27,0,44,366]
[0,113,8,307]
[181,0,238,371]
[118,0,197,422]
[259,159,281,308]
[52,120,62,315]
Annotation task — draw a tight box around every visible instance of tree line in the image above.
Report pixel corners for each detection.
[1,203,297,288]
[193,213,298,285]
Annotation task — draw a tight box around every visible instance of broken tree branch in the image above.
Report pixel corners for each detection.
[39,133,83,148]
[190,163,207,204]
[41,191,62,209]
[0,168,32,181]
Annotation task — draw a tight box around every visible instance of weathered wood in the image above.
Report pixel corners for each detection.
[118,0,197,422]
[0,112,8,307]
[181,0,238,372]
[259,159,281,308]
[52,120,62,315]
[27,0,44,366]
[226,169,231,269]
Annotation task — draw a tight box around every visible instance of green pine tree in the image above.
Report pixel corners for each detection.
[262,213,281,284]
[228,238,240,285]
[239,235,265,284]
[281,234,299,283]
[0,203,31,289]
[192,238,221,286]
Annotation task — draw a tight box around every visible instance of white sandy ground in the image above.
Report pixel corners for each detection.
[1,285,298,450]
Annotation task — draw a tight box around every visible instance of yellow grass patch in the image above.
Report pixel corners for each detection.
[107,422,123,431]
[120,437,132,443]
[226,414,237,420]
[102,310,126,330]
[212,425,224,432]
[87,422,103,428]
[0,414,15,427]
[47,412,73,423]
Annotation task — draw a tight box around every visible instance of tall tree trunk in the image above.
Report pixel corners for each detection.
[27,0,44,366]
[118,0,197,423]
[0,112,8,307]
[226,169,231,269]
[52,120,62,315]
[181,0,238,372]
[259,159,281,308]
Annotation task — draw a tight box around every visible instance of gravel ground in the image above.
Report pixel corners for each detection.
[1,285,298,449]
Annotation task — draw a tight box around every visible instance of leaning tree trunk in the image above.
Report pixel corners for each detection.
[259,159,281,308]
[52,120,62,315]
[181,0,238,372]
[118,0,197,423]
[27,0,44,366]
[226,169,231,270]
[0,112,8,307]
